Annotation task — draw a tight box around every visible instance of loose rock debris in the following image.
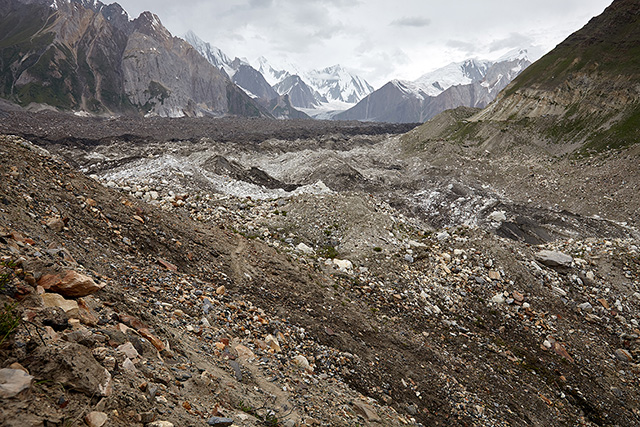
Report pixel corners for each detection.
[0,133,639,426]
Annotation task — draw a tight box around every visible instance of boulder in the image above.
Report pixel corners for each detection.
[293,355,313,372]
[38,271,104,297]
[27,342,112,397]
[535,250,573,268]
[488,211,507,222]
[0,368,33,398]
[235,344,256,360]
[45,217,65,232]
[42,293,79,317]
[352,401,382,422]
[296,242,315,254]
[265,334,281,352]
[333,259,353,272]
[207,417,234,427]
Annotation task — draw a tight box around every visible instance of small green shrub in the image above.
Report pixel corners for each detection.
[0,302,20,346]
[0,261,21,345]
[318,246,339,259]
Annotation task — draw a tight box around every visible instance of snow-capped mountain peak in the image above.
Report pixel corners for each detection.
[413,59,493,97]
[303,64,374,104]
[183,31,232,72]
[496,46,544,63]
[255,57,292,87]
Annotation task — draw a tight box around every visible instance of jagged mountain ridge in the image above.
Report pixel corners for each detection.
[0,0,268,117]
[183,31,309,119]
[273,75,325,109]
[183,31,277,101]
[336,54,531,123]
[185,34,374,110]
[304,64,375,104]
[413,59,493,97]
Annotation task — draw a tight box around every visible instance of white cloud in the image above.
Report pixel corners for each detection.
[114,0,613,88]
[391,17,431,27]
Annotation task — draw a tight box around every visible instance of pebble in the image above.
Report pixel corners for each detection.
[552,286,567,297]
[207,417,234,426]
[535,250,573,268]
[85,411,108,427]
[0,368,33,398]
[578,302,593,312]
[614,349,633,363]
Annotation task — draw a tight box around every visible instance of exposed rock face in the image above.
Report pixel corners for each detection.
[535,250,574,268]
[230,61,278,100]
[263,94,311,119]
[0,0,267,117]
[274,75,326,109]
[184,31,308,119]
[304,64,374,104]
[27,342,112,397]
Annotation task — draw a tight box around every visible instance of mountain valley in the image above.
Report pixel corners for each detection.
[1,1,640,427]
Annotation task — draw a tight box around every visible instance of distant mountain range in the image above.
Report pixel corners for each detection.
[185,31,374,113]
[335,51,533,123]
[185,29,537,123]
[0,0,540,123]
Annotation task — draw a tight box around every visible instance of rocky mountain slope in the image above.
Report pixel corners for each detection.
[1,101,640,426]
[184,32,276,101]
[469,0,640,154]
[336,54,531,123]
[184,31,309,120]
[2,1,640,427]
[272,76,325,109]
[0,0,267,118]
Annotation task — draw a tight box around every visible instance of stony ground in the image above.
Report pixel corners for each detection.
[1,108,640,427]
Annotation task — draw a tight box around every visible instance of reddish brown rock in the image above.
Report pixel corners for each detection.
[157,258,177,272]
[38,271,104,297]
[77,298,99,326]
[138,328,165,351]
[553,341,575,364]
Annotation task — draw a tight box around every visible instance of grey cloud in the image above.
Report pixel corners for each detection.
[249,0,273,7]
[489,33,535,51]
[391,16,431,27]
[446,39,477,54]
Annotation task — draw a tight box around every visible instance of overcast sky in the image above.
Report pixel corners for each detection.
[114,0,612,89]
